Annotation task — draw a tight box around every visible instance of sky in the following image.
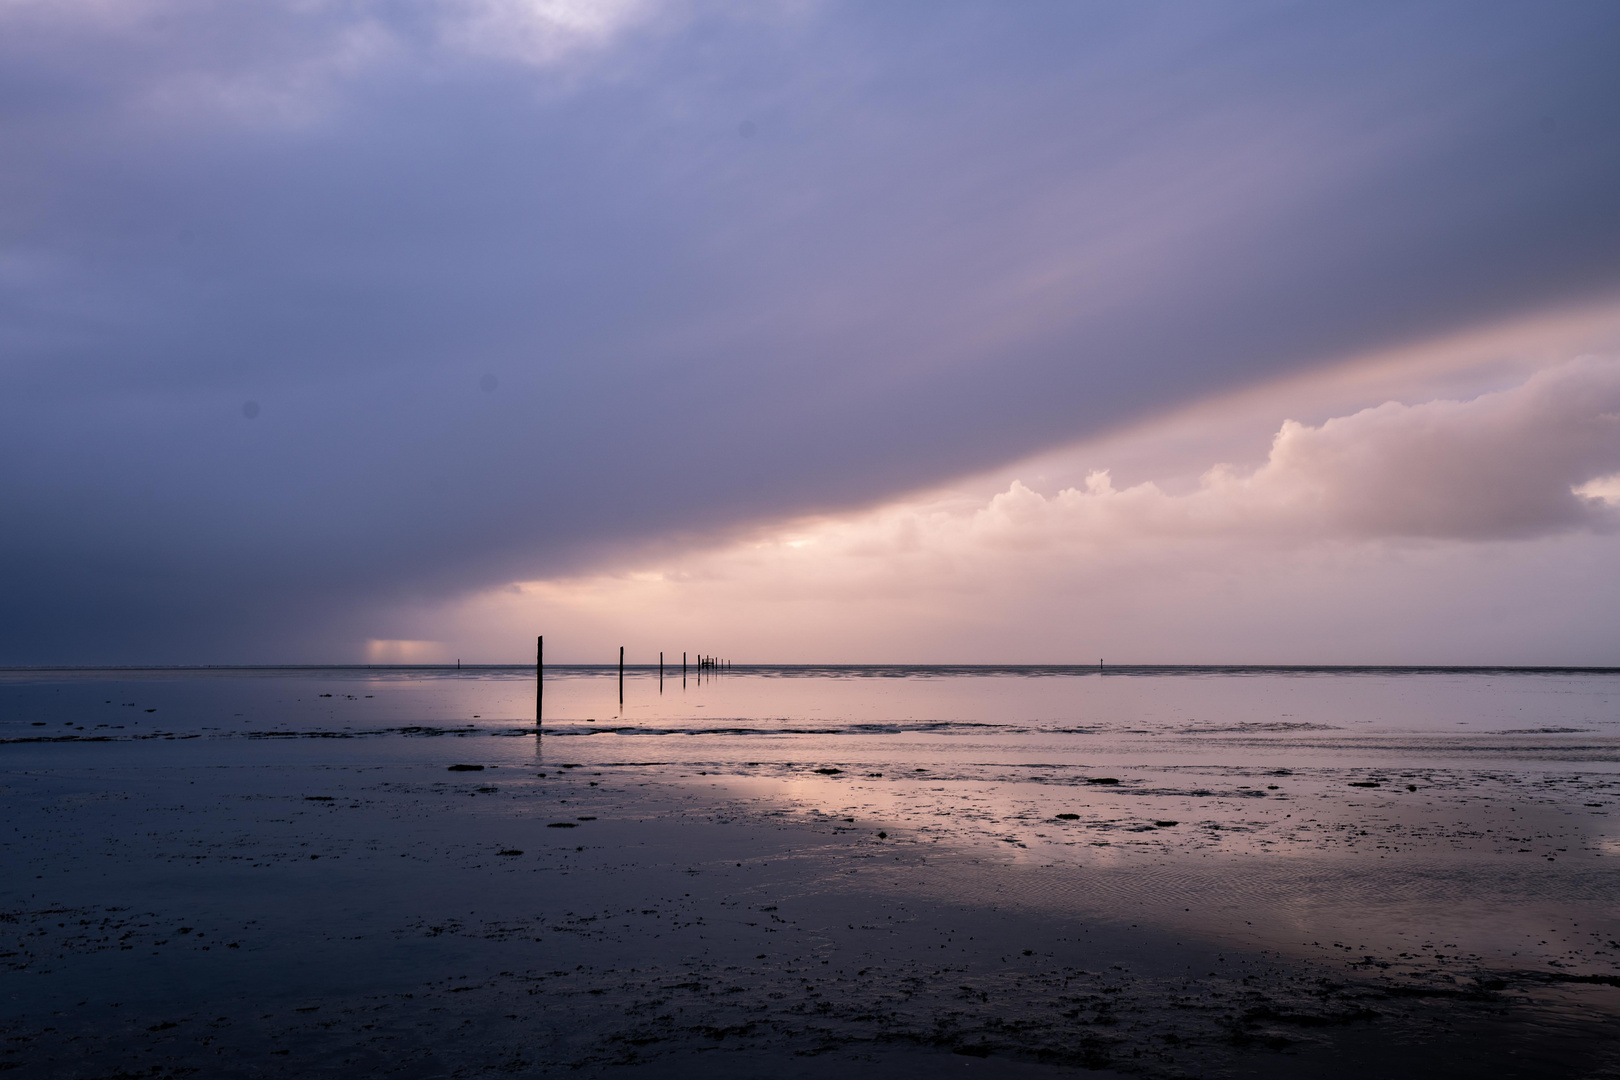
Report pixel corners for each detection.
[3,0,1620,665]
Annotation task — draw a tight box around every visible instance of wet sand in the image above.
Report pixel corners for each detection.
[2,668,1618,1077]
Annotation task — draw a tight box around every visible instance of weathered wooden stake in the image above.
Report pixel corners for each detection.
[619,645,625,704]
[536,636,543,730]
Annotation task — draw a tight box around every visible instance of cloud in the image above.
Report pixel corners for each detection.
[0,0,675,129]
[1003,354,1620,545]
[430,356,1620,663]
[1252,358,1620,539]
[442,0,663,68]
[1576,473,1620,506]
[712,356,1620,567]
[5,3,1620,661]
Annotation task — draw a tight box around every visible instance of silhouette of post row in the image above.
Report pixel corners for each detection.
[534,640,736,733]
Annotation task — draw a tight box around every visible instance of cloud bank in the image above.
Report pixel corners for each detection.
[437,357,1620,664]
[984,355,1620,546]
[3,2,1620,660]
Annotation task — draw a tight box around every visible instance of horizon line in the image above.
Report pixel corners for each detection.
[3,663,1618,674]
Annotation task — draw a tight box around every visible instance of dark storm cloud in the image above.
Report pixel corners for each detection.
[3,1,1620,661]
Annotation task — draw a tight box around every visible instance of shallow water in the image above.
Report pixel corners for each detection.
[3,667,1618,1077]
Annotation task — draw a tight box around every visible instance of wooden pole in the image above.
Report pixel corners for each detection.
[536,636,543,730]
[619,645,624,704]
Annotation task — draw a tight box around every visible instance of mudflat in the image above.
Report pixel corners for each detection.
[2,667,1618,1078]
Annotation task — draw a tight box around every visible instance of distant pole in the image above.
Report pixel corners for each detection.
[683,651,687,677]
[660,651,664,692]
[619,645,624,704]
[536,636,543,731]
[1099,658,1103,674]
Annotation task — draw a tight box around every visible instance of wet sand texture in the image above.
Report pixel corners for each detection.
[2,667,1618,1077]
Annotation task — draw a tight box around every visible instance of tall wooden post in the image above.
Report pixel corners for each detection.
[619,645,624,704]
[536,636,543,731]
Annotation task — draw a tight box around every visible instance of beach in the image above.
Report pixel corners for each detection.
[3,667,1618,1077]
